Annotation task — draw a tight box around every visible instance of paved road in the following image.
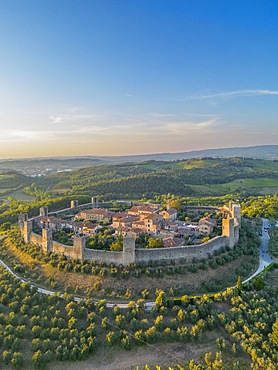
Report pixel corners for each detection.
[243,218,273,283]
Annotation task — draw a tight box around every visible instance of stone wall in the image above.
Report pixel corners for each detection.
[27,231,227,265]
[52,239,85,260]
[135,236,227,263]
[27,228,123,264]
[83,248,123,264]
[184,206,219,212]
[30,232,43,245]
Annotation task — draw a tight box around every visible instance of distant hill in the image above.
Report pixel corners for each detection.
[0,145,277,174]
[97,145,278,162]
[42,156,278,200]
[0,156,277,201]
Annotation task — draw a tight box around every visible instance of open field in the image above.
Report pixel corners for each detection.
[192,177,278,196]
[4,189,35,201]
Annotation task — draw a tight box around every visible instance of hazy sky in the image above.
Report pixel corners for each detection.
[0,0,277,159]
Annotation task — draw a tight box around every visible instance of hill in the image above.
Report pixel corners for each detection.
[0,145,276,175]
[41,157,278,200]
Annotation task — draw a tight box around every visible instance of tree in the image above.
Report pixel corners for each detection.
[155,290,167,309]
[236,276,242,292]
[170,198,182,211]
[0,222,11,231]
[110,241,123,251]
[106,331,117,346]
[147,238,164,249]
[2,350,12,365]
[32,350,45,369]
[11,352,24,370]
[202,236,210,243]
[270,318,278,346]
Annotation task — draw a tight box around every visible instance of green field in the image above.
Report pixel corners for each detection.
[5,189,35,201]
[192,177,278,196]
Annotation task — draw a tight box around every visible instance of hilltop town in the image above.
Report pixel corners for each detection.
[30,198,222,249]
[18,198,240,267]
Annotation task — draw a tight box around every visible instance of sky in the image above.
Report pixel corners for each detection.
[0,0,277,159]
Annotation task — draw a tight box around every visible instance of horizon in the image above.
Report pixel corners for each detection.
[0,144,276,162]
[0,1,278,158]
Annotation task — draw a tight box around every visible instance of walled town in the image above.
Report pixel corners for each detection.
[19,199,241,266]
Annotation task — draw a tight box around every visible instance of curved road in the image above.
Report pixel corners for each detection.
[0,219,276,308]
[243,218,274,283]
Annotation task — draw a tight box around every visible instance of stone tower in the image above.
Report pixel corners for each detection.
[231,204,241,226]
[18,213,28,228]
[42,228,53,252]
[123,232,136,265]
[23,220,32,244]
[39,206,48,217]
[72,236,86,260]
[92,196,99,208]
[222,218,235,248]
[71,200,78,209]
[234,225,240,245]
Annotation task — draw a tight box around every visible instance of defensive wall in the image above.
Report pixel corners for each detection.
[183,206,219,212]
[135,235,227,263]
[19,200,241,266]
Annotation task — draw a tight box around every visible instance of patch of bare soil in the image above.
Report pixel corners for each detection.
[212,301,231,314]
[50,340,218,370]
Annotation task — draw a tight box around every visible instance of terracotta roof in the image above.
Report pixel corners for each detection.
[162,237,183,248]
[199,217,217,226]
[144,214,163,221]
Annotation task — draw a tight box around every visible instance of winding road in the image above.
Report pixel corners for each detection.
[243,218,274,283]
[0,218,276,308]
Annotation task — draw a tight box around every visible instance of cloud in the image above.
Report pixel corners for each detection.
[49,114,101,124]
[0,130,45,142]
[161,118,219,136]
[49,116,63,124]
[188,89,278,100]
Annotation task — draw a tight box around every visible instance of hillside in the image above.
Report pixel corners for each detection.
[41,157,278,199]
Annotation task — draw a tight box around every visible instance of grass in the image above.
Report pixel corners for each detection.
[251,160,278,171]
[236,178,278,187]
[189,177,278,196]
[4,189,35,200]
[0,174,13,179]
[175,159,215,170]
